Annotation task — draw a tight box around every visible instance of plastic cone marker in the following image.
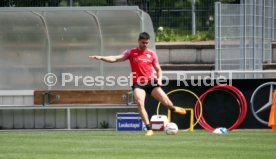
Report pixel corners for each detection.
[268,90,276,130]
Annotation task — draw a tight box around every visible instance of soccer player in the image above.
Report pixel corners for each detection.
[89,32,186,136]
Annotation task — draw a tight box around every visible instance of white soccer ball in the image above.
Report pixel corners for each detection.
[165,122,178,135]
[213,127,228,134]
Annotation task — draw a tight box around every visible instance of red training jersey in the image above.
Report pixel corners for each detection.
[121,48,159,84]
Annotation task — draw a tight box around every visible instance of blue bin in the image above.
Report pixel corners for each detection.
[116,113,145,131]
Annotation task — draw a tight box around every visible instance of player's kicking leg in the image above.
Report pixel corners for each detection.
[151,87,186,115]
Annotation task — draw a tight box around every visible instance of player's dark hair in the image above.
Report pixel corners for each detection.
[138,32,150,40]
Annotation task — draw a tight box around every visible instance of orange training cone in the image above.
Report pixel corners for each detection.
[268,90,276,130]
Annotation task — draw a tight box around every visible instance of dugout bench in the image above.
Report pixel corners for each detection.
[34,90,137,129]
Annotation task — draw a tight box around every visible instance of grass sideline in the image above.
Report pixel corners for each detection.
[0,130,275,159]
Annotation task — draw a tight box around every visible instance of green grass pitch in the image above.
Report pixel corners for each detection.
[0,130,275,159]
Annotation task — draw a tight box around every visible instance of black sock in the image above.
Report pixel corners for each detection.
[146,124,152,130]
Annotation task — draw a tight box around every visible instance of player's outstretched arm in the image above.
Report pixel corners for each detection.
[88,54,125,63]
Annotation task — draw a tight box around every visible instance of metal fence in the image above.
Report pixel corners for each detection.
[0,0,222,35]
[128,0,217,35]
[274,0,276,40]
[215,0,274,78]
